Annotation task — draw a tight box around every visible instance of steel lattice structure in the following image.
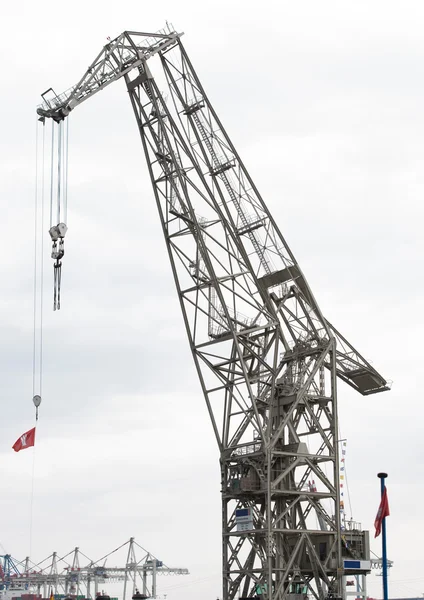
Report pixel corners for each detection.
[0,538,188,600]
[37,26,389,600]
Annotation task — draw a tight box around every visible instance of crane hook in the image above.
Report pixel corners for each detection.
[50,223,67,311]
[33,395,42,421]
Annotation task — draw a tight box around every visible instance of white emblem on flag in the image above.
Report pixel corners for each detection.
[20,433,28,447]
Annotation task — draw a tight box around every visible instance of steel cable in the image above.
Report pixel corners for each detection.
[49,122,54,228]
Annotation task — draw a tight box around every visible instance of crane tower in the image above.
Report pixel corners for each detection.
[37,27,389,600]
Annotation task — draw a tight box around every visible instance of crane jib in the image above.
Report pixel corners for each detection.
[37,30,181,122]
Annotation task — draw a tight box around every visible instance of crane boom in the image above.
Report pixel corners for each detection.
[37,29,389,397]
[37,27,389,600]
[37,29,181,122]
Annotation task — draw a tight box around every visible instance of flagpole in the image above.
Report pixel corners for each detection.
[378,472,388,600]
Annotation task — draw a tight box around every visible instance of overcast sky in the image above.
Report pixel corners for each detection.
[1,1,423,600]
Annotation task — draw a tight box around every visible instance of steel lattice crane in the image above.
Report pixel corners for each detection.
[37,26,389,600]
[0,538,188,600]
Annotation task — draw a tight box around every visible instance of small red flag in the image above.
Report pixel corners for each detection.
[12,427,36,452]
[374,486,390,537]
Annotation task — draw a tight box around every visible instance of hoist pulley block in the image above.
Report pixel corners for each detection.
[49,222,68,241]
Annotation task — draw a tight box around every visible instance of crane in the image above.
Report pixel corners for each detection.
[0,538,188,600]
[36,25,390,600]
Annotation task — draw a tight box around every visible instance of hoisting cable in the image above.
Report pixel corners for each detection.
[49,123,54,234]
[49,118,69,311]
[64,118,69,224]
[29,114,46,558]
[33,118,45,414]
[32,120,40,412]
[57,120,62,224]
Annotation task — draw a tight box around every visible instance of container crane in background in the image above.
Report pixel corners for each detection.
[0,555,22,591]
[0,538,188,600]
[36,25,390,600]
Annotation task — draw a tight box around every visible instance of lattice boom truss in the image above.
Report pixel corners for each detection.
[0,538,188,600]
[37,27,389,600]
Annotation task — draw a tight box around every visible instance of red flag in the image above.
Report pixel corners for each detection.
[374,486,390,537]
[12,427,36,452]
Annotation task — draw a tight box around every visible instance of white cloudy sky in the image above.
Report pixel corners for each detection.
[1,1,423,600]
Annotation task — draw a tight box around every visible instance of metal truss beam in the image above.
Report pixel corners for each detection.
[36,28,390,600]
[0,538,188,600]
